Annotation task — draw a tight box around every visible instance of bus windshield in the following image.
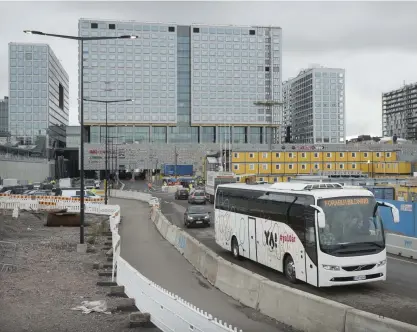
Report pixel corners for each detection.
[317,196,384,255]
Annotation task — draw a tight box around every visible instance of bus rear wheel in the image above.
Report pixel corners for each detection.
[231,237,241,260]
[284,255,297,284]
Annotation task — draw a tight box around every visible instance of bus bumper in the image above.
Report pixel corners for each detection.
[318,264,386,287]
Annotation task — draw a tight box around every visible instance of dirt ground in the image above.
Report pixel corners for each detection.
[0,209,160,332]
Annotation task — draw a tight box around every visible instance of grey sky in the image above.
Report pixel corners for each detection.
[0,1,416,137]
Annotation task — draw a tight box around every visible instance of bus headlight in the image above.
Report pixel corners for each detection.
[376,259,386,267]
[322,264,340,271]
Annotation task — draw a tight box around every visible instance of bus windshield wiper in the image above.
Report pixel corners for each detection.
[355,241,384,248]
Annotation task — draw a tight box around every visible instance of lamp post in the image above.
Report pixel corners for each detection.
[24,30,137,244]
[83,98,133,204]
[254,100,284,150]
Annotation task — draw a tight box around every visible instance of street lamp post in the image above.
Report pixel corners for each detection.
[83,98,133,204]
[24,30,137,244]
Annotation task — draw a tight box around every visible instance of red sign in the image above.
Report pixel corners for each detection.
[280,234,296,243]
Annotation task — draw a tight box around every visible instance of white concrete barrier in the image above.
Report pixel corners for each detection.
[165,224,179,246]
[117,257,240,332]
[386,233,417,260]
[215,258,267,309]
[182,232,204,269]
[197,248,219,286]
[345,308,417,332]
[258,279,350,332]
[158,215,170,238]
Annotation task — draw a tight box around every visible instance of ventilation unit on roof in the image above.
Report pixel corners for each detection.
[303,183,343,190]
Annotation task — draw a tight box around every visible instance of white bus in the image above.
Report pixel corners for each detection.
[214,182,400,287]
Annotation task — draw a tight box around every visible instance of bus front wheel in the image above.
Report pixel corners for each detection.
[284,255,297,283]
[231,237,242,260]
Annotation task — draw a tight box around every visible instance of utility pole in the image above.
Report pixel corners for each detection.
[254,100,284,150]
[174,146,178,179]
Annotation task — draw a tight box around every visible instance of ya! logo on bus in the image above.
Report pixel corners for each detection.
[265,231,296,250]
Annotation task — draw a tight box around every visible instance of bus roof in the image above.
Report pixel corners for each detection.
[216,182,373,199]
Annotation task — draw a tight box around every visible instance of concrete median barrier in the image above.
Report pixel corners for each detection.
[174,232,187,255]
[165,224,179,246]
[258,279,349,332]
[159,216,170,238]
[197,248,219,286]
[215,258,266,309]
[386,233,417,260]
[345,308,417,332]
[182,232,203,268]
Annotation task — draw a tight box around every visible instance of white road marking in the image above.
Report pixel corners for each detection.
[388,256,417,266]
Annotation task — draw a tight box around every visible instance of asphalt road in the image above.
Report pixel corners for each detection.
[114,197,294,332]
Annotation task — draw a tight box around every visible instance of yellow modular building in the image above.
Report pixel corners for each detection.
[231,149,412,183]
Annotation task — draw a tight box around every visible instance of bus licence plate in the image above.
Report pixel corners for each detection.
[354,275,366,281]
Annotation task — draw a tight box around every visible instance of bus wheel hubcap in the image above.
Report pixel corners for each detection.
[287,261,295,278]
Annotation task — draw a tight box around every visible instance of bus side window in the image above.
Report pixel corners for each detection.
[267,193,290,223]
[288,196,306,243]
[215,189,225,210]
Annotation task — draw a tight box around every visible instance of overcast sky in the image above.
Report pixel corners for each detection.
[0,1,416,137]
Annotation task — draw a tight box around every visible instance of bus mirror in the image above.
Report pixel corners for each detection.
[377,201,400,223]
[310,204,326,228]
[392,207,400,223]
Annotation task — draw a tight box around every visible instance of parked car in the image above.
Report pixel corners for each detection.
[29,190,53,196]
[188,190,206,204]
[175,188,189,200]
[183,205,211,228]
[60,189,101,198]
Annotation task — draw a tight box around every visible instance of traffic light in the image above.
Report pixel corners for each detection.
[285,126,291,143]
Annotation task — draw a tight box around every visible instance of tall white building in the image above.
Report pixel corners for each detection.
[283,66,345,144]
[78,19,282,145]
[8,43,69,146]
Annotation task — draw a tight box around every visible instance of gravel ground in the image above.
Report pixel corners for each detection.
[0,209,160,332]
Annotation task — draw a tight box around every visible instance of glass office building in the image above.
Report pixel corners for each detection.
[79,19,282,146]
[8,43,69,147]
[283,66,345,144]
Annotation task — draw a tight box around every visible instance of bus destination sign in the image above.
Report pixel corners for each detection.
[323,198,369,207]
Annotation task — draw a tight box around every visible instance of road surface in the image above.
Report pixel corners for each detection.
[113,197,294,332]
[120,181,417,325]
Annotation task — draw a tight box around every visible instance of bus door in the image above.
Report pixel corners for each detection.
[248,217,258,261]
[288,197,307,283]
[304,205,319,287]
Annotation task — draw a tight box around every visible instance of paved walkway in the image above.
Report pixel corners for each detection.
[112,198,288,332]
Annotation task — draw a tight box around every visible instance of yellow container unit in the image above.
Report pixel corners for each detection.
[232,151,245,163]
[229,148,413,181]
